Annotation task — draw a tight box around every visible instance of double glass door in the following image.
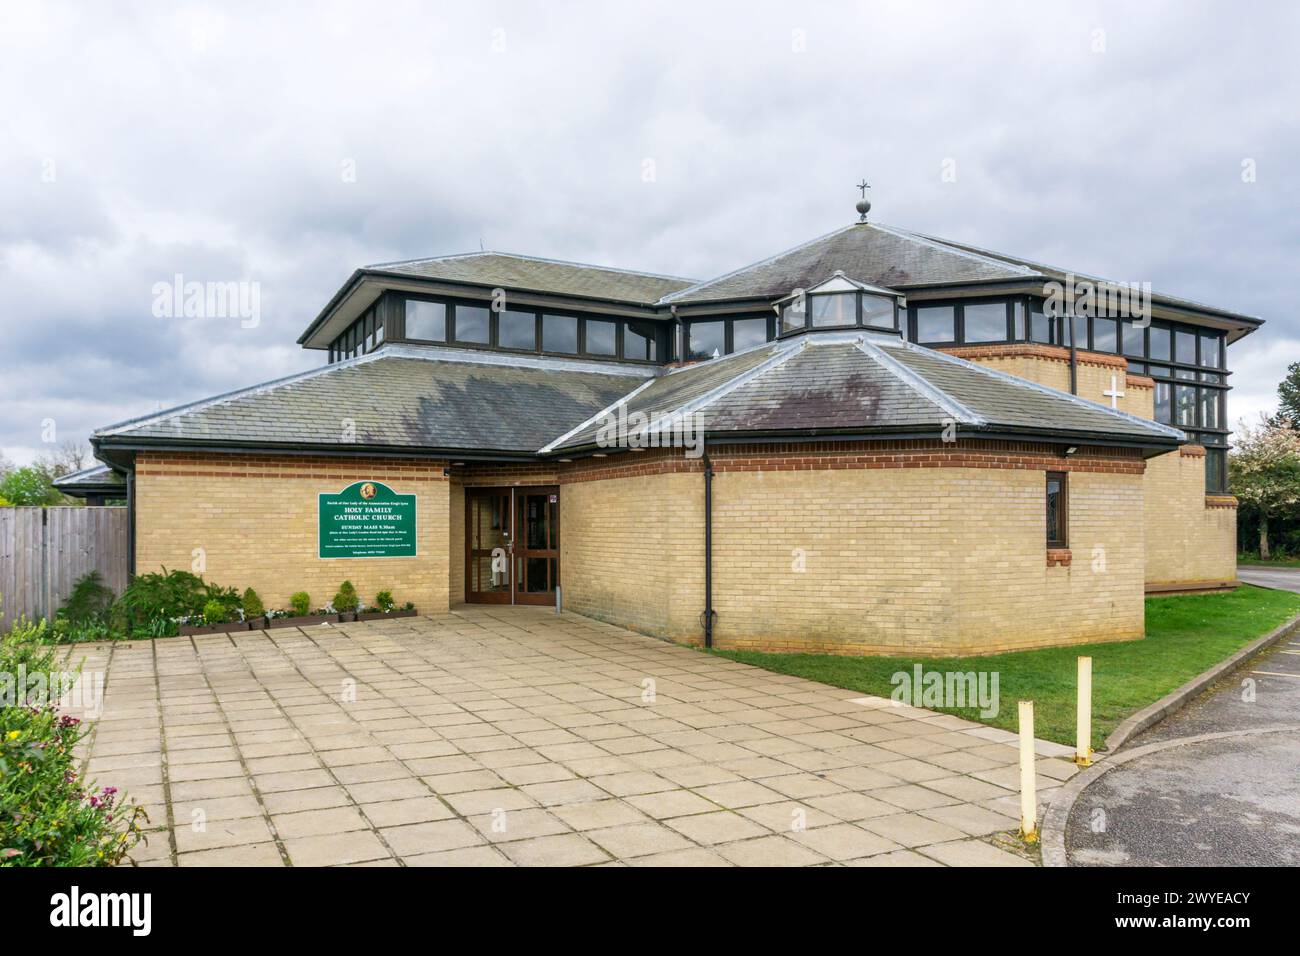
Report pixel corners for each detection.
[465,486,559,605]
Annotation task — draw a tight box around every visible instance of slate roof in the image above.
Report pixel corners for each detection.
[52,463,127,493]
[371,252,697,306]
[550,331,1185,452]
[660,223,1042,305]
[95,348,650,455]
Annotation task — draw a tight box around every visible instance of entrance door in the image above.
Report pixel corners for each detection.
[465,487,560,605]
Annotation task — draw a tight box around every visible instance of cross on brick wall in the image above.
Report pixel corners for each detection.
[1103,374,1125,410]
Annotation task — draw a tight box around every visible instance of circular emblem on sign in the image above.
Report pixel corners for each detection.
[360,482,377,500]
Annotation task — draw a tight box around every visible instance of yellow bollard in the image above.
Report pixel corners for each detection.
[1018,699,1037,843]
[1076,656,1093,766]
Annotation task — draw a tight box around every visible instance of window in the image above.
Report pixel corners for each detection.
[542,314,578,354]
[915,305,955,343]
[810,293,855,328]
[585,319,616,356]
[405,300,445,341]
[1175,384,1197,426]
[962,302,1007,343]
[1121,320,1145,358]
[1153,382,1172,423]
[1028,301,1052,344]
[1092,317,1118,353]
[687,320,725,361]
[455,305,490,344]
[1199,388,1222,429]
[779,299,806,334]
[1175,330,1196,365]
[1148,325,1171,361]
[623,321,658,361]
[1046,472,1068,548]
[732,317,769,350]
[498,309,537,350]
[861,295,895,330]
[1200,333,1222,368]
[1205,447,1227,494]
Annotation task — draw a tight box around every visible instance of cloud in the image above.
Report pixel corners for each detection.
[2,0,1297,463]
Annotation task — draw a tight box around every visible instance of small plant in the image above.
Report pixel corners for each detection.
[374,590,395,613]
[110,568,239,638]
[289,592,311,616]
[201,599,228,625]
[241,588,265,619]
[333,581,359,613]
[56,571,116,631]
[402,602,415,612]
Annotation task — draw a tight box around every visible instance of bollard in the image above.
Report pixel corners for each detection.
[555,585,562,616]
[1018,699,1037,843]
[1075,656,1093,766]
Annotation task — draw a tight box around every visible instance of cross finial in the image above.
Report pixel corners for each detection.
[855,179,872,222]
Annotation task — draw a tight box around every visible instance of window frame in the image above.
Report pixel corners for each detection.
[1046,471,1069,549]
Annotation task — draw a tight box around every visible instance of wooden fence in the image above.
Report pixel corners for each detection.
[0,507,129,632]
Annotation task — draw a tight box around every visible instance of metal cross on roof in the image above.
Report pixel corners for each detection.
[856,179,870,198]
[855,180,872,222]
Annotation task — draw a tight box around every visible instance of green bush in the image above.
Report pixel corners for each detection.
[1,619,146,865]
[0,467,62,507]
[333,581,359,613]
[289,592,311,616]
[241,588,265,619]
[374,590,395,613]
[109,568,239,637]
[201,599,228,625]
[56,570,115,629]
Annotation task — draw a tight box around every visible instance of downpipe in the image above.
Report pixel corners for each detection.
[702,445,716,649]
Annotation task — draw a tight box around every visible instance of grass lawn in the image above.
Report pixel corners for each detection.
[1237,554,1300,568]
[711,585,1300,749]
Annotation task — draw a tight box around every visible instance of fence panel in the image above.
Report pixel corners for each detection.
[0,507,128,632]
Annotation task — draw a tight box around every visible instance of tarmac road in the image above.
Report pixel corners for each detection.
[1065,573,1300,866]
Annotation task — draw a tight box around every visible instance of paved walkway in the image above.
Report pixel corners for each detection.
[68,607,1078,867]
[1064,634,1300,866]
[1238,565,1300,593]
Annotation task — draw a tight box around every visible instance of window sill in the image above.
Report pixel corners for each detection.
[1046,548,1072,568]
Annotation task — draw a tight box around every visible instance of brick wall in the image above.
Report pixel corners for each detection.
[553,442,1144,655]
[134,452,450,614]
[944,343,1235,590]
[1144,447,1238,587]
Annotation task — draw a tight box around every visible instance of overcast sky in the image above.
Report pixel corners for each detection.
[3,0,1297,466]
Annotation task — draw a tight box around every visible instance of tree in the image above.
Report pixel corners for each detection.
[1278,361,1300,425]
[33,441,89,480]
[0,466,64,507]
[1230,415,1300,559]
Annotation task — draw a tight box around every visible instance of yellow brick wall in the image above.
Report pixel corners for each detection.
[559,471,704,639]
[449,482,464,605]
[950,345,1235,590]
[135,454,449,614]
[709,467,1144,656]
[1144,452,1238,587]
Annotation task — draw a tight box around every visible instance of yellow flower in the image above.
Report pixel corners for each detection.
[5,731,18,740]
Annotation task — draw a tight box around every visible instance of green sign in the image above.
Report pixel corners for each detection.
[318,481,417,559]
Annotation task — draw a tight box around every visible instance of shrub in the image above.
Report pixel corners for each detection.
[109,568,239,637]
[333,581,359,613]
[374,590,395,613]
[1,619,146,865]
[201,599,228,625]
[57,571,116,629]
[289,592,311,616]
[241,588,265,619]
[0,467,62,507]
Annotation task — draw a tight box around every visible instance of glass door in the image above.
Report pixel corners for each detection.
[514,487,560,606]
[466,489,513,603]
[465,487,560,605]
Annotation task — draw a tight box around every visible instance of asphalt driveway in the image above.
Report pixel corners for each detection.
[1238,565,1300,593]
[69,606,1077,867]
[1064,627,1300,866]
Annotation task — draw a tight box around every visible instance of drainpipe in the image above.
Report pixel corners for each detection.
[702,444,715,649]
[1067,314,1079,395]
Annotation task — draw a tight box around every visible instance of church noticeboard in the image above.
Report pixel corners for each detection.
[318,481,417,559]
